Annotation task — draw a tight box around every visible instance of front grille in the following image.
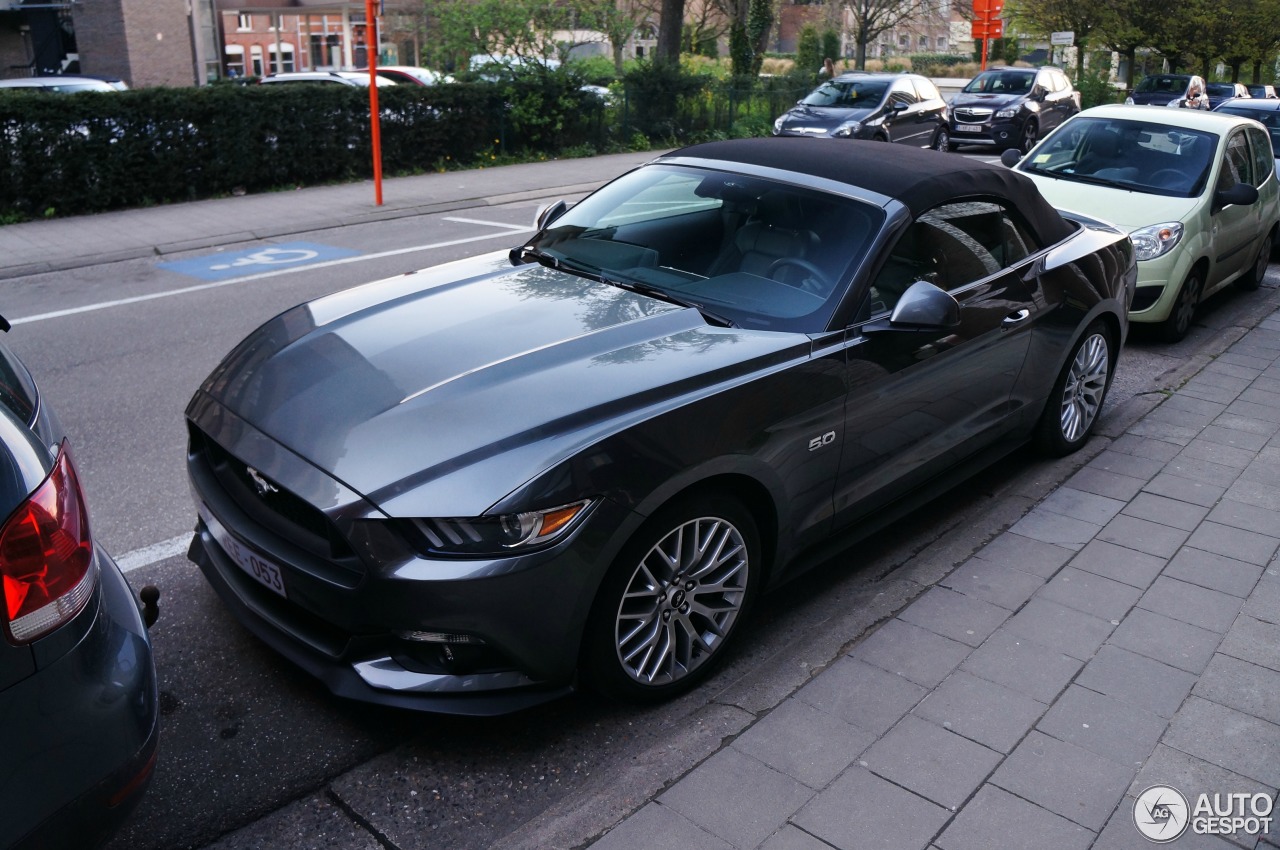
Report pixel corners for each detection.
[955,108,993,123]
[189,423,359,572]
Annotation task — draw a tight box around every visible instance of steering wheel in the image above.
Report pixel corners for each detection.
[766,258,831,294]
[1149,168,1186,188]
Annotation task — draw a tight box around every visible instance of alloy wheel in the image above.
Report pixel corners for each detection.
[613,516,749,686]
[1059,332,1110,443]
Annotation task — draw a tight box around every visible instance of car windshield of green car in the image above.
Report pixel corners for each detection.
[1019,117,1217,198]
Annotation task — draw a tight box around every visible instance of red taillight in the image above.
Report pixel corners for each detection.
[0,441,96,644]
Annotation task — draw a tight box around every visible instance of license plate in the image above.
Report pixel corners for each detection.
[204,511,287,598]
[956,124,983,133]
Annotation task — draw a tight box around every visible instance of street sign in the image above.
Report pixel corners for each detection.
[1050,31,1075,46]
[972,19,1004,39]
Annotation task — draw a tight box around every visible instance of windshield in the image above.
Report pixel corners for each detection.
[1018,117,1216,198]
[1135,75,1189,94]
[523,164,884,332]
[961,71,1033,94]
[800,79,889,108]
[1206,83,1236,96]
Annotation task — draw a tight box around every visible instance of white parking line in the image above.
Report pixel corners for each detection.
[11,224,534,326]
[443,216,531,231]
[116,534,191,573]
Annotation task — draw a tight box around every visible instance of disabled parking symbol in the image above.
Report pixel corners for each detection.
[159,241,360,281]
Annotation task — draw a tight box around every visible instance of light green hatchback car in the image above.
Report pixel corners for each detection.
[1003,104,1279,341]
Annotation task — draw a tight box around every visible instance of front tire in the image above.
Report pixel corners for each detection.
[1034,321,1114,456]
[932,127,951,151]
[1018,120,1039,153]
[582,494,760,703]
[1158,269,1202,342]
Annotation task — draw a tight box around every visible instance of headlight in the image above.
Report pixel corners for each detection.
[995,107,1019,119]
[773,114,786,134]
[1130,222,1184,261]
[1124,96,1135,105]
[401,500,595,557]
[831,120,862,138]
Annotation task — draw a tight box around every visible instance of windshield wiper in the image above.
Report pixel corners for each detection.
[1036,169,1123,189]
[601,277,735,328]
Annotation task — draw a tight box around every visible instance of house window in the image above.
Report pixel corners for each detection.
[224,45,246,77]
[251,45,264,76]
[937,36,947,50]
[919,35,929,48]
[237,14,252,31]
[268,43,295,73]
[898,34,909,47]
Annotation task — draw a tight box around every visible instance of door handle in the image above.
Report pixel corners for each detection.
[1003,309,1031,327]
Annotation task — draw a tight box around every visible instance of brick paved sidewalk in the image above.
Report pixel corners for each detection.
[586,310,1280,850]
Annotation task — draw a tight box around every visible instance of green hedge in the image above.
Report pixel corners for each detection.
[0,69,807,219]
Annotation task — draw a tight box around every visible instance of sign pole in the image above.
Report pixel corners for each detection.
[365,0,384,206]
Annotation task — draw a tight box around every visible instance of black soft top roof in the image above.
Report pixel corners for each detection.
[670,137,1074,245]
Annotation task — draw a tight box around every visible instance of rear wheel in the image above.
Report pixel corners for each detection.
[1237,231,1273,291]
[1034,321,1114,456]
[583,494,760,702]
[1158,269,1202,342]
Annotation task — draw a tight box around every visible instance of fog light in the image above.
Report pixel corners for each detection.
[396,630,485,645]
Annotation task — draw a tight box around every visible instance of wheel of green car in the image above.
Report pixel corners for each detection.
[1237,231,1273,292]
[583,493,760,702]
[1159,269,1202,342]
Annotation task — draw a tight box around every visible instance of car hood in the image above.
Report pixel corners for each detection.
[779,105,875,132]
[951,92,1023,111]
[1018,174,1200,229]
[1129,91,1179,106]
[193,252,807,517]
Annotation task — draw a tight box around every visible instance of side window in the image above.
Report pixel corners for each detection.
[868,201,1013,316]
[889,80,917,106]
[1219,131,1254,190]
[1248,127,1274,185]
[914,78,941,102]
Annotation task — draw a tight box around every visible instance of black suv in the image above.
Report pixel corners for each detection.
[773,72,951,149]
[948,66,1079,152]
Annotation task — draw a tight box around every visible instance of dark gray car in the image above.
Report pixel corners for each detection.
[0,327,158,849]
[186,139,1134,715]
[949,66,1079,152]
[773,72,950,149]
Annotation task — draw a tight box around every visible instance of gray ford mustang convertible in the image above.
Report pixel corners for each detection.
[186,139,1136,715]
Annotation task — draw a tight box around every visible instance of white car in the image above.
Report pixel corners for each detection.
[1004,104,1280,341]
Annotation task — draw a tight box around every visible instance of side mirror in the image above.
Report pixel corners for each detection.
[1000,148,1023,167]
[892,101,909,112]
[866,281,961,332]
[1213,182,1259,214]
[534,200,568,230]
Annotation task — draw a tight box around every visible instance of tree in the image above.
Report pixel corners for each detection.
[1095,0,1170,89]
[1006,0,1108,78]
[655,0,685,63]
[845,0,936,69]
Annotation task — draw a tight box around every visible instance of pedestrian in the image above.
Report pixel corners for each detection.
[819,57,836,82]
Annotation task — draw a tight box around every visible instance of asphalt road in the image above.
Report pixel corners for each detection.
[0,157,1276,850]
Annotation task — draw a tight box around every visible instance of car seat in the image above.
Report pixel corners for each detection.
[708,191,820,284]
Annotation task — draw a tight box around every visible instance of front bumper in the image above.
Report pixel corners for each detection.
[948,118,1023,148]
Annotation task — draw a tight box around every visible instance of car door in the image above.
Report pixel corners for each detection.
[885,79,925,146]
[1208,129,1265,289]
[913,77,948,145]
[831,200,1038,526]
